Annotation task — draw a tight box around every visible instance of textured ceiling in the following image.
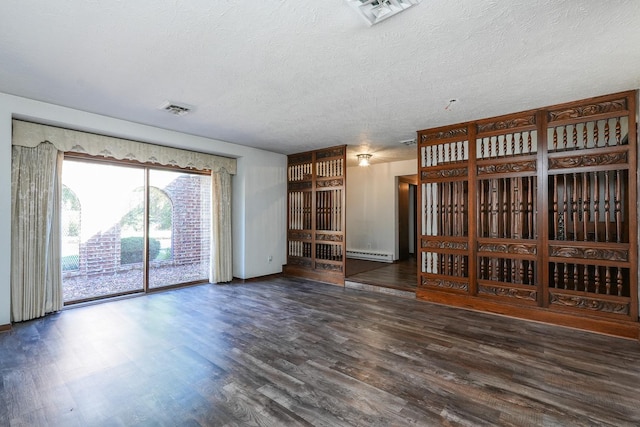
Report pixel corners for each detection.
[1,1,639,166]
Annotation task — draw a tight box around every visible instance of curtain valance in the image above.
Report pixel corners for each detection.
[12,120,237,174]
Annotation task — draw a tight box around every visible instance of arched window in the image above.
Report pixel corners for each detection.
[61,185,81,271]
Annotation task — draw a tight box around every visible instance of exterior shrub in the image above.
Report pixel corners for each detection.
[120,237,161,264]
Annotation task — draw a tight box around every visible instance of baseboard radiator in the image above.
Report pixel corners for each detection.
[346,249,394,263]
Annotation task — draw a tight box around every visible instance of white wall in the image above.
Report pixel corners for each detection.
[346,159,417,260]
[0,92,287,326]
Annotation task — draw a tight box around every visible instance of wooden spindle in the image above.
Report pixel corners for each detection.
[595,266,601,293]
[553,262,559,288]
[572,125,578,149]
[593,171,599,242]
[593,120,600,147]
[615,170,622,243]
[480,181,486,238]
[553,175,559,240]
[562,176,568,240]
[553,128,558,151]
[582,122,588,150]
[605,266,611,295]
[459,181,465,236]
[502,178,508,238]
[583,264,589,292]
[503,258,509,282]
[563,263,569,289]
[517,132,523,155]
[604,119,610,146]
[527,132,532,153]
[518,259,524,284]
[604,170,611,242]
[562,126,568,149]
[615,117,621,146]
[582,172,589,241]
[528,177,534,239]
[528,261,533,286]
[480,257,486,280]
[573,263,578,291]
[453,254,458,277]
[512,178,519,239]
[509,134,515,156]
[492,136,497,158]
[572,173,578,241]
[453,181,459,236]
[617,269,623,296]
[490,179,499,238]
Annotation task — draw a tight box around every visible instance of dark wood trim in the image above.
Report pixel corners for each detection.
[0,323,11,333]
[417,288,640,340]
[417,90,639,339]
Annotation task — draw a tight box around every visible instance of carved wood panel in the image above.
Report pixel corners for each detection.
[418,90,637,329]
[286,146,346,284]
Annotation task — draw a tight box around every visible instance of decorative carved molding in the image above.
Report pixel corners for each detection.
[288,153,313,164]
[316,262,343,272]
[476,115,536,134]
[477,243,537,255]
[288,257,312,268]
[289,231,312,241]
[316,234,343,242]
[421,167,468,180]
[547,98,627,123]
[421,277,468,292]
[316,178,344,188]
[477,160,536,175]
[288,181,312,191]
[549,292,629,315]
[479,285,537,301]
[421,127,468,143]
[316,147,345,159]
[548,151,627,169]
[422,240,468,250]
[549,246,628,261]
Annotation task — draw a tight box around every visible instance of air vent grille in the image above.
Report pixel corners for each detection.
[158,101,193,116]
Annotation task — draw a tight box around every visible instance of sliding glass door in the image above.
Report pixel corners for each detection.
[148,169,211,289]
[61,160,145,302]
[61,158,211,303]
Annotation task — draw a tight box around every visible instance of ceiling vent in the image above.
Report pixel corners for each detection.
[158,101,193,116]
[345,0,422,26]
[400,138,417,146]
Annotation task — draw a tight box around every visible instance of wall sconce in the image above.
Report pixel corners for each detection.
[357,153,372,167]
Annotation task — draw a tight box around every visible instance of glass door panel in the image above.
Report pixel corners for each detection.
[61,160,145,302]
[148,169,211,289]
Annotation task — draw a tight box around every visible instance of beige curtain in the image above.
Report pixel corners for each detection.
[11,143,63,322]
[210,169,232,283]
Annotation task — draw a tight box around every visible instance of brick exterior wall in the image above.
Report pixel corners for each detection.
[64,174,211,278]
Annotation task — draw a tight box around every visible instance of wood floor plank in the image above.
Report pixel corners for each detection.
[1,277,640,426]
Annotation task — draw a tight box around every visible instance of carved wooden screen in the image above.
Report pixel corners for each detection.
[285,146,346,285]
[418,91,638,337]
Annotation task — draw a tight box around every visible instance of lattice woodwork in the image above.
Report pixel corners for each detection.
[285,146,346,285]
[418,91,638,338]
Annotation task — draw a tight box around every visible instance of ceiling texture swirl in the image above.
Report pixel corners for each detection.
[1,1,639,165]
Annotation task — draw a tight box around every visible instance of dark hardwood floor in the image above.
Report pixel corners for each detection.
[1,276,639,426]
[346,257,417,292]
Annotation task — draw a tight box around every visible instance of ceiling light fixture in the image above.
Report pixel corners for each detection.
[345,0,422,26]
[357,153,372,166]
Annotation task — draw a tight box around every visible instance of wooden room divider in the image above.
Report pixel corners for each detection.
[285,145,346,285]
[417,91,639,338]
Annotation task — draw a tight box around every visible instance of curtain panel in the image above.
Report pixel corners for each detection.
[12,120,237,174]
[210,169,233,283]
[11,143,63,322]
